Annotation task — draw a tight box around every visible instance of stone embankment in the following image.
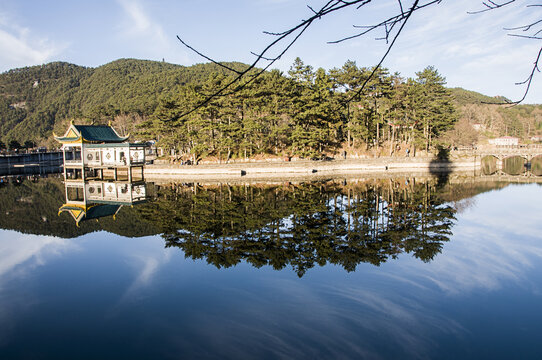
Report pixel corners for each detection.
[144,155,479,181]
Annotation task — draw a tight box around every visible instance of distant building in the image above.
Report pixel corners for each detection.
[472,123,486,131]
[488,136,519,146]
[530,135,542,143]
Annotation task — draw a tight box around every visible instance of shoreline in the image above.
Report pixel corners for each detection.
[144,156,479,181]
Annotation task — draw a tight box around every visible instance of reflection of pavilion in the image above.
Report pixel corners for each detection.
[55,122,148,225]
[58,180,147,226]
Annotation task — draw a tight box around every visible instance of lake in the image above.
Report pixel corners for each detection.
[0,174,541,359]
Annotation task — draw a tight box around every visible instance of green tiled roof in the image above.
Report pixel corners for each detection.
[74,125,128,143]
[83,204,122,221]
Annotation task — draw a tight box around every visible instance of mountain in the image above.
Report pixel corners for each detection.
[449,87,509,106]
[0,59,540,148]
[0,59,249,146]
[449,87,542,142]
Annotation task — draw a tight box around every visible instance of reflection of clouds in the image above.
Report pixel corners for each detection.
[165,278,385,359]
[1,185,541,357]
[114,237,172,307]
[164,276,464,359]
[0,231,75,346]
[0,231,75,284]
[163,185,542,358]
[402,185,542,295]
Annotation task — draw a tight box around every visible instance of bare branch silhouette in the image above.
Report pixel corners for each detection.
[470,0,541,104]
[346,0,421,103]
[330,0,441,44]
[513,47,541,104]
[467,0,515,14]
[175,0,541,115]
[175,0,441,117]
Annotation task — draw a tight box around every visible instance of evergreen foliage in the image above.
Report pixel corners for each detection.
[2,58,539,155]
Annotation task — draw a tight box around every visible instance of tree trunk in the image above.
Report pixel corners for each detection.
[376,121,380,149]
[389,126,395,156]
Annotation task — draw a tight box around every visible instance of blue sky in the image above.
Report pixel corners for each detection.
[0,0,540,103]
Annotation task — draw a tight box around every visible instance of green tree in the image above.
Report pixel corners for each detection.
[412,66,457,152]
[8,140,21,150]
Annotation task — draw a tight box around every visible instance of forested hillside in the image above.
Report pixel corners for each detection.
[0,58,540,158]
[448,87,542,145]
[0,59,247,148]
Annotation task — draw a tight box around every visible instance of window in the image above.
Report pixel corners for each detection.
[67,186,84,201]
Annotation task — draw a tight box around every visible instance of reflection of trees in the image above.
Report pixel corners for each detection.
[142,179,456,277]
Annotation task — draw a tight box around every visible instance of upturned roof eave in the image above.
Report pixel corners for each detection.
[54,136,82,144]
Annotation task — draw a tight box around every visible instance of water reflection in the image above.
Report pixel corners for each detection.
[2,174,538,276]
[59,179,147,226]
[531,156,542,176]
[139,178,455,276]
[2,175,542,358]
[481,155,542,176]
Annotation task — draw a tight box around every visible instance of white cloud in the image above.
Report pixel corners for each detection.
[115,0,192,65]
[116,0,167,45]
[0,12,63,71]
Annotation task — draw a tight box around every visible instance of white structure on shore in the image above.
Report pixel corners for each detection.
[488,136,519,146]
[55,123,148,226]
[54,122,146,182]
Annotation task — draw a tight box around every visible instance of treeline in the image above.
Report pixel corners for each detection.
[146,59,457,160]
[1,58,541,154]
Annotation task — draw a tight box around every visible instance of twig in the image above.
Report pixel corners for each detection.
[175,0,441,118]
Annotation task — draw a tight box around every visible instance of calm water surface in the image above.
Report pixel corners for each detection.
[0,176,541,359]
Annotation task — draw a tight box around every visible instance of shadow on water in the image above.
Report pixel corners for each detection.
[430,146,453,187]
[532,156,542,176]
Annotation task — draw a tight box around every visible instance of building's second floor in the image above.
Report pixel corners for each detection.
[63,143,146,167]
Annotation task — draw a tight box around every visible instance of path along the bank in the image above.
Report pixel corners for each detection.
[144,156,479,181]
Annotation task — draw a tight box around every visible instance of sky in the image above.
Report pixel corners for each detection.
[0,0,540,103]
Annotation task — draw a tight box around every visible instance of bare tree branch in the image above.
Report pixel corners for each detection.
[510,46,541,104]
[470,0,541,104]
[330,0,441,44]
[174,0,540,115]
[176,36,243,75]
[346,0,421,102]
[467,0,515,14]
[175,0,441,117]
